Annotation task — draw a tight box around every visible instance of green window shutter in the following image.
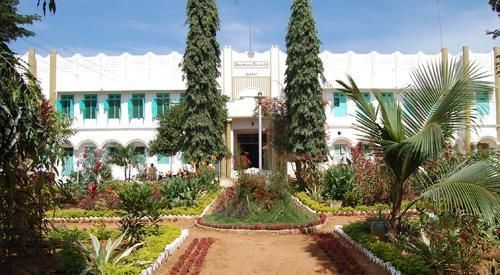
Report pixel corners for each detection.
[56,100,62,114]
[69,98,74,118]
[179,93,186,103]
[382,92,394,105]
[333,93,347,117]
[157,154,170,164]
[477,92,490,116]
[104,99,109,112]
[79,99,86,114]
[141,97,145,118]
[128,99,133,119]
[152,98,157,119]
[363,92,370,103]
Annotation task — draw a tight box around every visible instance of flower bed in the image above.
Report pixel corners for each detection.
[340,222,429,275]
[44,191,220,222]
[45,224,187,274]
[312,233,368,274]
[170,237,215,275]
[195,214,327,233]
[295,192,418,216]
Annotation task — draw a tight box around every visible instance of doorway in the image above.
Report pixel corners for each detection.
[236,133,267,169]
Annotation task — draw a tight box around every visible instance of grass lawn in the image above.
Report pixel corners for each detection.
[202,198,318,226]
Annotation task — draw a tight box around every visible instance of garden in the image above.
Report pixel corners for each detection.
[1,0,500,274]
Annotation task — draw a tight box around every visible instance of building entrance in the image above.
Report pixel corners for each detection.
[236,133,267,169]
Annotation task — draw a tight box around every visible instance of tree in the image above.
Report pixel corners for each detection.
[488,0,500,38]
[107,143,144,181]
[0,1,72,266]
[284,0,328,187]
[180,0,228,165]
[149,104,184,162]
[337,59,499,234]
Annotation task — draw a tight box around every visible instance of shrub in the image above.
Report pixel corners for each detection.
[350,143,391,205]
[323,164,355,202]
[160,166,216,207]
[400,212,495,274]
[119,184,165,243]
[343,222,429,275]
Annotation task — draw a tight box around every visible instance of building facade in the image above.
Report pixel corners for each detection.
[21,46,500,179]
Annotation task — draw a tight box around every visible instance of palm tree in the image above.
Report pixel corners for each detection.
[107,143,144,181]
[337,59,499,232]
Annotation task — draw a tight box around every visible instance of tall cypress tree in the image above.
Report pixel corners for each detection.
[181,0,228,164]
[284,0,328,184]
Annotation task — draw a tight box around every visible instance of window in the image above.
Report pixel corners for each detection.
[134,146,146,163]
[157,153,170,164]
[62,148,74,176]
[179,93,186,103]
[129,94,145,119]
[85,146,96,158]
[332,92,347,117]
[476,91,490,116]
[80,95,98,119]
[362,92,370,103]
[106,146,117,156]
[105,94,121,119]
[332,143,349,163]
[381,92,394,105]
[56,95,74,118]
[153,93,170,119]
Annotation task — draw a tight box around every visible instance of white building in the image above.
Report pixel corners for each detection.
[20,46,500,179]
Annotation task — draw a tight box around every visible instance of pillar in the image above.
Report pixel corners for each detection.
[224,120,232,177]
[49,50,57,104]
[28,48,37,77]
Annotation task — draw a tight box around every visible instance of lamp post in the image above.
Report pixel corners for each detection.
[255,91,265,171]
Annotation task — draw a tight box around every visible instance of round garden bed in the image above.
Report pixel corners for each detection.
[194,213,327,234]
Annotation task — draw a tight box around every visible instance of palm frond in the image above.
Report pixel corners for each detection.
[419,161,500,225]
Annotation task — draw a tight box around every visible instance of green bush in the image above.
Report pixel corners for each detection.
[323,164,355,203]
[295,192,393,213]
[160,166,217,207]
[45,208,125,218]
[101,225,182,275]
[162,190,220,216]
[343,222,429,275]
[118,184,165,243]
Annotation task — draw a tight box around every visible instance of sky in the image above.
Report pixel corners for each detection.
[9,0,500,56]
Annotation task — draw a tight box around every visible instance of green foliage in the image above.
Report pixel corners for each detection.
[0,0,40,43]
[45,228,87,274]
[207,172,318,225]
[100,225,182,275]
[337,59,497,230]
[181,0,228,163]
[400,213,496,274]
[323,164,357,204]
[45,208,125,218]
[79,232,143,275]
[160,166,217,207]
[149,103,184,157]
[343,222,430,275]
[295,192,392,213]
[0,43,73,264]
[161,190,220,216]
[284,0,328,163]
[204,198,318,226]
[118,184,165,243]
[107,143,146,181]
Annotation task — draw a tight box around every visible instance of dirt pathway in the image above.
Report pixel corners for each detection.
[157,216,388,275]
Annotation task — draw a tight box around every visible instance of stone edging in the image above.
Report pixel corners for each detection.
[333,225,402,275]
[45,194,219,223]
[140,229,189,275]
[291,195,318,214]
[194,218,326,234]
[45,214,196,223]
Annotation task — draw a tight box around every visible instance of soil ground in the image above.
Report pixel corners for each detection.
[157,215,389,275]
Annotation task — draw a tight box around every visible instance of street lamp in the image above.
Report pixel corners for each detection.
[255,91,265,171]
